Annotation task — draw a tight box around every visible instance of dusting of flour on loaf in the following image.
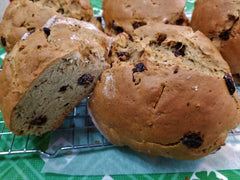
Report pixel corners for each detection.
[192,85,199,92]
[70,34,81,41]
[103,73,116,99]
[43,15,58,28]
[21,32,32,40]
[85,39,90,44]
[187,75,192,80]
[44,15,100,31]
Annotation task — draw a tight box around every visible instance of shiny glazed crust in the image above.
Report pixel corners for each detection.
[88,24,240,160]
[0,16,112,136]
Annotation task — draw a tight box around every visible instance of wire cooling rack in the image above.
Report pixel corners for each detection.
[0,98,112,158]
[1,97,240,158]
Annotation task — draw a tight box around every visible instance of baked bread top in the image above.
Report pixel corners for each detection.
[33,0,94,21]
[191,0,240,82]
[33,0,102,29]
[88,23,240,160]
[0,0,101,52]
[103,0,189,36]
[0,16,112,136]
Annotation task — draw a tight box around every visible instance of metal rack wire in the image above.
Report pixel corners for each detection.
[1,96,240,158]
[0,99,112,158]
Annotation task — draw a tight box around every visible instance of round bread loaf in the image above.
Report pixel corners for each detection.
[0,0,101,53]
[103,0,189,36]
[0,16,112,136]
[88,24,240,160]
[191,0,240,82]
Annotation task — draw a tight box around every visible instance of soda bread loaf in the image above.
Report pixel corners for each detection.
[0,0,101,53]
[88,23,240,160]
[32,0,102,29]
[103,0,189,36]
[0,16,112,136]
[191,0,240,82]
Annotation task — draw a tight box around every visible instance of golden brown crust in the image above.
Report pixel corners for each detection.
[33,0,102,29]
[0,0,58,52]
[102,0,189,36]
[0,0,101,52]
[0,16,111,136]
[88,23,240,160]
[191,0,240,82]
[33,0,94,21]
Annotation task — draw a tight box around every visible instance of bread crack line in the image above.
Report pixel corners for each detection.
[135,137,181,147]
[153,84,166,109]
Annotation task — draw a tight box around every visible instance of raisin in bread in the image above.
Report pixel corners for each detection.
[0,0,101,52]
[88,23,240,160]
[191,0,240,82]
[0,16,112,136]
[103,0,189,36]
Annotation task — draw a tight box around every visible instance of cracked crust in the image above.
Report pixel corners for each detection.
[102,0,189,36]
[0,0,101,53]
[0,16,112,136]
[191,0,240,82]
[88,23,240,160]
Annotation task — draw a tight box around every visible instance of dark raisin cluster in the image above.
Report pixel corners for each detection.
[1,36,6,46]
[181,133,203,148]
[132,63,147,73]
[78,74,94,85]
[30,115,47,126]
[116,52,130,61]
[173,42,185,57]
[224,74,235,95]
[132,22,146,29]
[157,35,167,45]
[59,85,69,92]
[112,21,124,34]
[219,30,231,40]
[43,27,51,37]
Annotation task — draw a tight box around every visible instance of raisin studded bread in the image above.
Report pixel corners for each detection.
[191,0,240,82]
[0,0,101,53]
[88,24,240,160]
[0,16,112,136]
[103,0,189,36]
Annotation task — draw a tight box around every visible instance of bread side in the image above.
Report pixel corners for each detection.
[0,16,112,136]
[88,24,240,160]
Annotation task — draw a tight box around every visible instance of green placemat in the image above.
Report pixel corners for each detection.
[185,0,196,13]
[0,45,5,66]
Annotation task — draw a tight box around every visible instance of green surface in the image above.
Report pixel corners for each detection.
[89,0,102,8]
[185,0,196,13]
[0,45,5,66]
[0,0,240,179]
